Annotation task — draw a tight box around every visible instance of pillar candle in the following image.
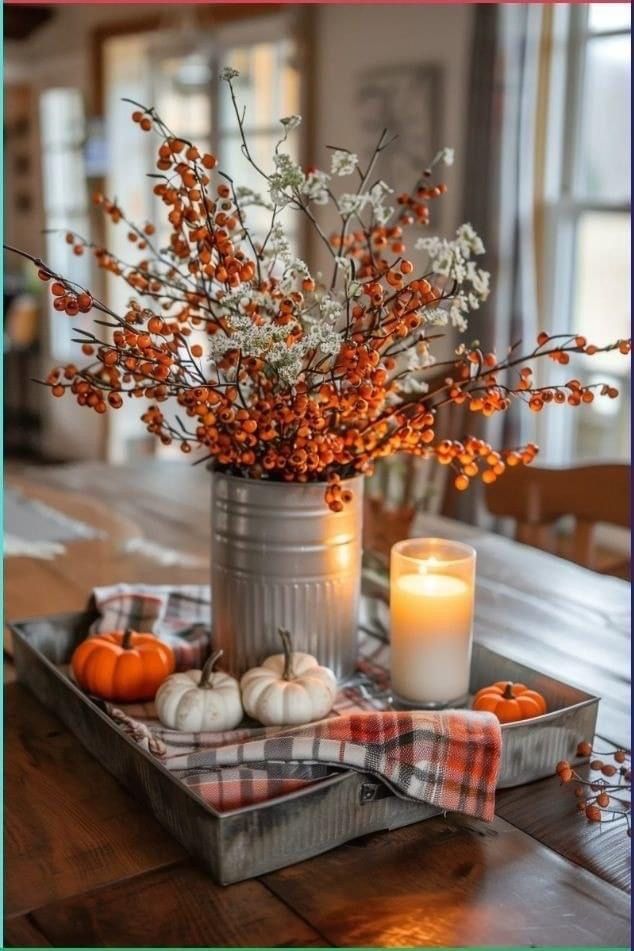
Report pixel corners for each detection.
[390,540,476,706]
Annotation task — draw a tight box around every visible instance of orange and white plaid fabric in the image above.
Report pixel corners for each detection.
[93,584,501,821]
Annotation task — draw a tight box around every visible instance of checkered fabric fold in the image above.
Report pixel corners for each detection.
[92,583,501,821]
[90,583,211,670]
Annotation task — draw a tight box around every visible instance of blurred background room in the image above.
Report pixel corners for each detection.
[3,2,631,574]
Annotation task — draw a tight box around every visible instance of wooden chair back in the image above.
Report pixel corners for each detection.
[484,464,630,576]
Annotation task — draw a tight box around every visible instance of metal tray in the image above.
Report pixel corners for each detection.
[10,605,599,884]
[358,587,600,788]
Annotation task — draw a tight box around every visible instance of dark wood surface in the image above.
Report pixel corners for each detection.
[29,863,327,949]
[263,816,629,948]
[4,461,631,948]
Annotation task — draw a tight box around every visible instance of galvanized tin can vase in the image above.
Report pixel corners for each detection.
[210,471,364,680]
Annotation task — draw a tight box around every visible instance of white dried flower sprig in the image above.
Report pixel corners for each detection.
[330,149,359,176]
[416,223,490,327]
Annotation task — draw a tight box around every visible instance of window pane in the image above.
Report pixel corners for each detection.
[218,39,299,132]
[588,3,631,33]
[40,88,85,148]
[567,210,630,463]
[573,211,630,374]
[569,374,630,462]
[39,89,90,362]
[45,215,92,361]
[578,35,630,202]
[41,150,86,215]
[153,52,212,146]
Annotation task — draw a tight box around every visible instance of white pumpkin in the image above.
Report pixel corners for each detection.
[155,650,243,732]
[240,629,337,726]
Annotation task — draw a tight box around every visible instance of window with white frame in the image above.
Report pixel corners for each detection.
[101,17,301,462]
[540,3,630,465]
[39,88,91,361]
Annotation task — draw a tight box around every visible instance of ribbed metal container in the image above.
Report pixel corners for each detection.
[210,471,364,679]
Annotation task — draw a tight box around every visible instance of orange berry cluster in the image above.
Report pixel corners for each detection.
[46,278,93,317]
[428,436,539,492]
[28,101,631,511]
[556,742,631,834]
[397,181,447,226]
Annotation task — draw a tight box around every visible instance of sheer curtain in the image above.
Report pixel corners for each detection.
[454,3,545,525]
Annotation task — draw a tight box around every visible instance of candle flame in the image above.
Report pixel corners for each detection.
[417,555,439,575]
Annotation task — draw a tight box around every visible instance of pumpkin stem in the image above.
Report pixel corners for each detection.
[278,628,294,681]
[200,649,223,688]
[503,682,515,700]
[122,628,134,650]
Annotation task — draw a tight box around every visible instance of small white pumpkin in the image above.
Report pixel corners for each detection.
[241,629,337,726]
[155,650,243,732]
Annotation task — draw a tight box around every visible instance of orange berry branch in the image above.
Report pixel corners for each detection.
[5,68,630,508]
[556,742,631,835]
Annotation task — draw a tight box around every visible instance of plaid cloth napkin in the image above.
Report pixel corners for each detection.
[90,583,211,670]
[89,583,502,821]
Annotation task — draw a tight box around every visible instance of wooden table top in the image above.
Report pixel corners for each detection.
[4,461,631,948]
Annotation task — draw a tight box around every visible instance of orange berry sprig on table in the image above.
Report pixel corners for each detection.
[5,68,630,508]
[556,742,631,835]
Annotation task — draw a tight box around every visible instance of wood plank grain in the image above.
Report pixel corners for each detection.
[3,915,51,948]
[497,767,631,893]
[29,861,329,948]
[5,471,209,654]
[4,682,185,916]
[263,815,630,948]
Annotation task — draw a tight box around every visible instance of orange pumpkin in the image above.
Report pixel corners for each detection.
[71,629,175,702]
[472,681,547,723]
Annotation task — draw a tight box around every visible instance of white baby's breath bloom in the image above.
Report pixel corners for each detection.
[338,193,368,216]
[272,152,304,185]
[330,149,358,176]
[465,260,489,296]
[267,342,304,386]
[415,235,439,255]
[280,257,312,293]
[456,222,485,256]
[280,115,302,130]
[304,322,341,356]
[267,222,292,261]
[368,180,394,225]
[301,169,330,205]
[450,297,469,332]
[438,147,455,167]
[373,204,395,226]
[290,258,311,278]
[399,375,430,396]
[220,67,239,82]
[269,152,305,206]
[423,307,449,326]
[370,180,393,201]
[319,295,344,324]
[415,223,489,329]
